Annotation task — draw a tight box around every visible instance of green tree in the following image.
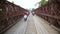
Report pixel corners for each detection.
[41,0,47,6]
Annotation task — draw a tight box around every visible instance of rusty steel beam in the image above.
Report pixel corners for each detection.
[38,13,60,19]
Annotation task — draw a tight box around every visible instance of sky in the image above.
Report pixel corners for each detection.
[7,0,41,9]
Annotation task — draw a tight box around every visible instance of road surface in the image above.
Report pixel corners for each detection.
[4,13,59,34]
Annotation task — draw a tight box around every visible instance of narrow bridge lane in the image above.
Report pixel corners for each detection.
[4,13,59,34]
